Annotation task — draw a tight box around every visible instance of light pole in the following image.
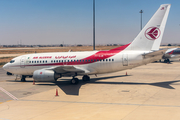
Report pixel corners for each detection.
[139,10,143,30]
[93,0,95,50]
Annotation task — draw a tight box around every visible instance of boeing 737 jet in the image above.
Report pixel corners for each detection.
[3,4,171,84]
[162,48,180,62]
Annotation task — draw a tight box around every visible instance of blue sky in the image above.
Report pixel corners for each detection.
[0,0,179,45]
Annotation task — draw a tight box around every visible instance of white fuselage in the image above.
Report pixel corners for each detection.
[3,50,159,76]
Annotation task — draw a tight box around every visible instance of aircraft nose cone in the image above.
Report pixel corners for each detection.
[3,63,9,71]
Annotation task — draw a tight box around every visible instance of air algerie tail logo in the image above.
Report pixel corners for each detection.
[145,27,161,40]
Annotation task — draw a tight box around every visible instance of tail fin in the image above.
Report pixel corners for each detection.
[125,4,171,51]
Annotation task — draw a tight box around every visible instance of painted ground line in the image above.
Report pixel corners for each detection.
[0,87,18,100]
[19,99,180,108]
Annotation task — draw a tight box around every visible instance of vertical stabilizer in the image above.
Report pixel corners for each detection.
[125,4,171,51]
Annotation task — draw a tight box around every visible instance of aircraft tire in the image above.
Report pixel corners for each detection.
[71,78,79,84]
[82,75,90,81]
[21,75,26,82]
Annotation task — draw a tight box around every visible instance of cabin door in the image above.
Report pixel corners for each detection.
[20,56,26,68]
[122,54,128,66]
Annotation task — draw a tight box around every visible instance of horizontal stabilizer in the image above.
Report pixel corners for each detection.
[142,49,167,59]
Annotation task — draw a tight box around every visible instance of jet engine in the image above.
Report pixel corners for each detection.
[33,69,61,82]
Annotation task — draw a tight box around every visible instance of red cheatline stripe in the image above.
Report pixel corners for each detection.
[12,43,131,67]
[168,50,174,55]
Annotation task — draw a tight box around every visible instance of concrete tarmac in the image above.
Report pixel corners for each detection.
[1,62,180,120]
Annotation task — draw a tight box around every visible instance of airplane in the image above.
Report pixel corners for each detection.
[162,48,180,63]
[3,4,171,84]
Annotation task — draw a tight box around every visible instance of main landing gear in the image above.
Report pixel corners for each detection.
[71,77,79,84]
[82,75,90,81]
[164,59,170,63]
[71,75,90,84]
[21,75,26,82]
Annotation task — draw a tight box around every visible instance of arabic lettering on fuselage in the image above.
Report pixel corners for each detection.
[33,56,52,59]
[32,56,76,59]
[55,56,76,59]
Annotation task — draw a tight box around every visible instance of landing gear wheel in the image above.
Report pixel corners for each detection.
[21,75,26,82]
[82,75,90,81]
[164,59,170,63]
[71,78,79,84]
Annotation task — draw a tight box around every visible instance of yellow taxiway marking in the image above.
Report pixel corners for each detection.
[6,100,12,102]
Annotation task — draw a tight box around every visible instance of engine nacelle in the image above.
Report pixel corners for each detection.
[33,69,61,82]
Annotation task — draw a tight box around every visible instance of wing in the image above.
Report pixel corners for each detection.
[46,65,94,77]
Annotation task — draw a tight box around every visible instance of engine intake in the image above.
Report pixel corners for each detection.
[33,69,61,82]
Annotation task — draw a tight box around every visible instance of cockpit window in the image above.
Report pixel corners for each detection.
[10,60,15,63]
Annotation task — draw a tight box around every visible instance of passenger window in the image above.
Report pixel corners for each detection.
[106,59,108,61]
[109,59,111,61]
[112,59,114,61]
[29,61,31,63]
[46,60,47,63]
[103,59,105,61]
[54,60,55,63]
[97,59,99,61]
[34,61,36,63]
[37,61,39,63]
[74,60,76,62]
[88,59,90,62]
[51,60,53,63]
[85,60,87,62]
[56,60,58,63]
[64,60,66,62]
[77,60,79,62]
[40,61,41,63]
[68,60,69,62]
[91,59,93,62]
[32,61,34,63]
[71,60,73,62]
[94,59,96,62]
[43,61,44,63]
[80,60,81,62]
